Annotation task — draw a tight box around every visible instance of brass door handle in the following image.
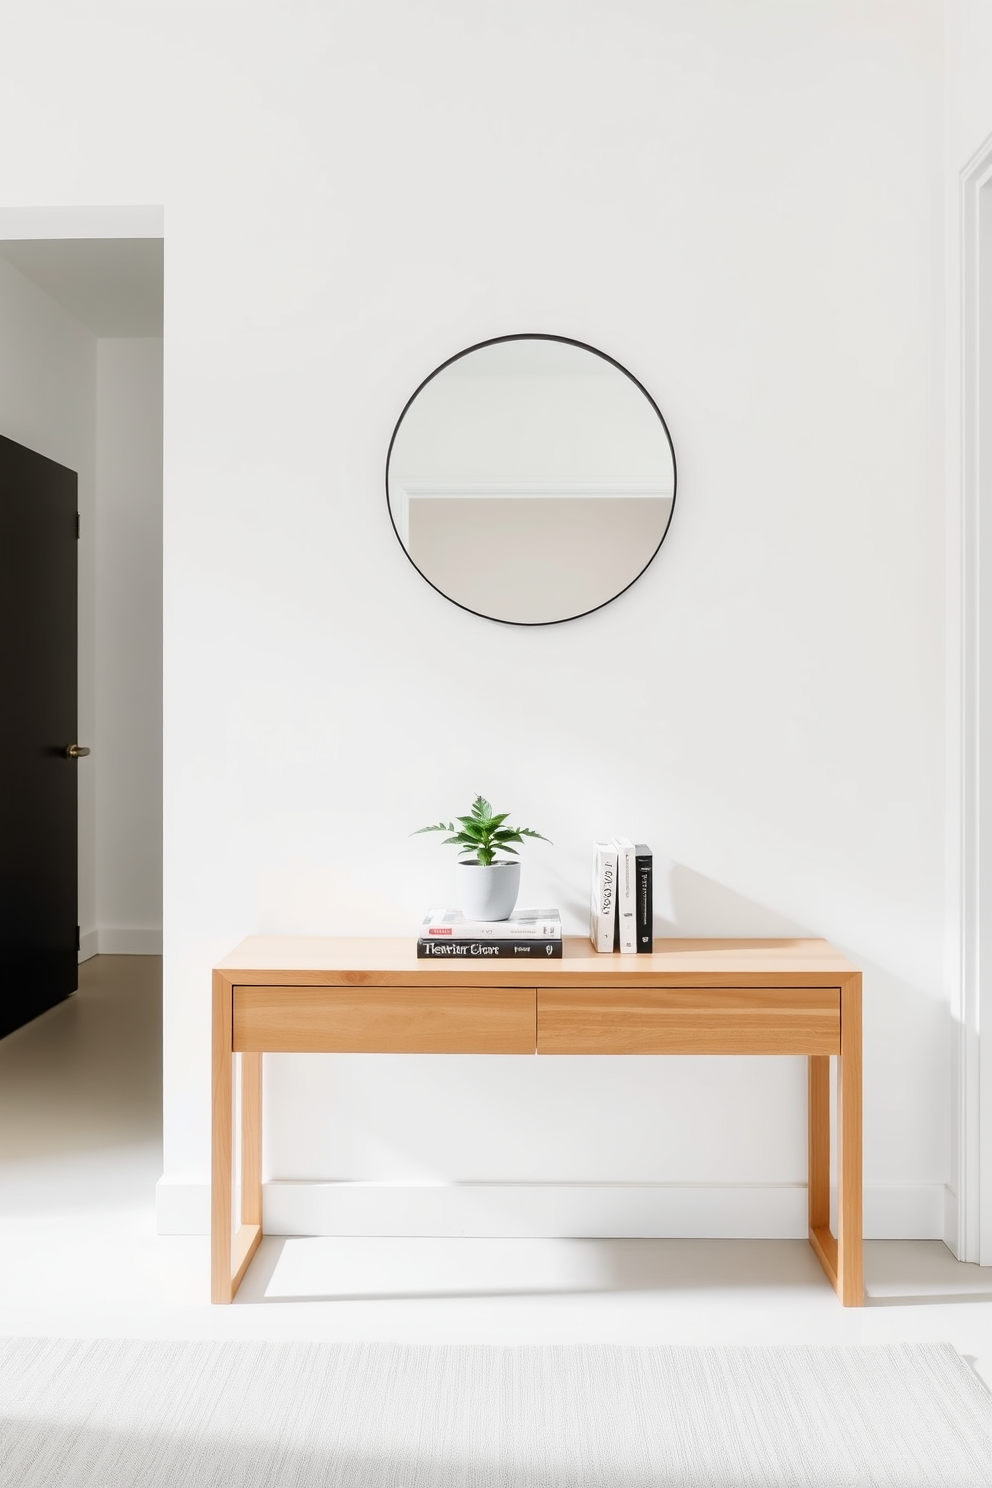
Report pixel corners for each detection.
[65,744,91,759]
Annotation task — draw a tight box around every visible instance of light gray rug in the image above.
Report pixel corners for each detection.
[2,1338,991,1487]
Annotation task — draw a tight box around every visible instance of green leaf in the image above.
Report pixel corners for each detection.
[413,800,550,856]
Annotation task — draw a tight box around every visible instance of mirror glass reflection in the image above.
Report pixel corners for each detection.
[386,335,676,625]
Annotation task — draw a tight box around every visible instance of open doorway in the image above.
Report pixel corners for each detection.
[0,217,163,1031]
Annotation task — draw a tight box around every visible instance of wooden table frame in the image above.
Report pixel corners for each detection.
[211,936,862,1305]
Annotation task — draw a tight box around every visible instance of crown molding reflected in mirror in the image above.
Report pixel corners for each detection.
[386,333,677,626]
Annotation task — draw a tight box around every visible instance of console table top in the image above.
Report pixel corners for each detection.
[216,935,857,986]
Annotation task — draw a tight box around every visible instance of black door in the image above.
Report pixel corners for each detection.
[0,434,79,1039]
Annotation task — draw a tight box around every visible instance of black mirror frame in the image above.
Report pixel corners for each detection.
[385,331,677,626]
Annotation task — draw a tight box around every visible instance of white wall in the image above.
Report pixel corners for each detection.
[94,338,163,953]
[0,1,951,1238]
[945,2,992,162]
[0,255,97,945]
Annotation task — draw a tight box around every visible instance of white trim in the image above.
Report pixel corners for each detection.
[77,929,99,963]
[155,1177,945,1240]
[0,204,164,239]
[393,481,675,552]
[955,127,992,1263]
[96,927,163,955]
[400,481,674,499]
[944,1184,959,1257]
[78,928,162,960]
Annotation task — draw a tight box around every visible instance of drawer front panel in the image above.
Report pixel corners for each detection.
[537,986,840,1055]
[233,985,536,1054]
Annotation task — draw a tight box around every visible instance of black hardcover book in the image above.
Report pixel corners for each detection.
[634,843,653,953]
[416,938,563,959]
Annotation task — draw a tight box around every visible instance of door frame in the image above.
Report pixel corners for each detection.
[955,129,992,1264]
[0,203,164,967]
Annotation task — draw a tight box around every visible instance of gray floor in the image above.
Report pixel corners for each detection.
[1,956,991,1385]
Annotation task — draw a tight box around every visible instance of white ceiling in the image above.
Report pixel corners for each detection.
[0,238,163,336]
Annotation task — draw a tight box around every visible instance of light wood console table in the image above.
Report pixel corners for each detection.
[212,936,862,1305]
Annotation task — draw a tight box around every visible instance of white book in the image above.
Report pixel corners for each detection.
[590,841,618,953]
[613,837,637,953]
[421,908,562,940]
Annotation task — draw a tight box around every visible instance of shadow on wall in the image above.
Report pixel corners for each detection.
[554,860,811,940]
[662,865,812,939]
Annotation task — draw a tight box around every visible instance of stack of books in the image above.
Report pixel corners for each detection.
[417,908,563,958]
[590,840,653,953]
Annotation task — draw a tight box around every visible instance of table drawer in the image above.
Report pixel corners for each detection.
[233,984,536,1054]
[537,986,840,1055]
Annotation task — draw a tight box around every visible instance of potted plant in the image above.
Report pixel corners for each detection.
[413,794,552,921]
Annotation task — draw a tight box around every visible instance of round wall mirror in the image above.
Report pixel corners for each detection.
[385,334,677,625]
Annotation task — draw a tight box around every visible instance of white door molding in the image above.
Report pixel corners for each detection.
[955,129,992,1263]
[0,205,163,239]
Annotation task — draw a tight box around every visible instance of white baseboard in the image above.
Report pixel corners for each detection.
[155,1177,947,1241]
[865,1183,946,1240]
[157,1176,211,1234]
[78,929,99,963]
[79,927,163,956]
[943,1184,960,1256]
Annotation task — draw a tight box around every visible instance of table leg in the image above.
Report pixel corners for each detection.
[241,1052,263,1227]
[211,973,262,1303]
[836,974,863,1306]
[211,971,234,1303]
[807,982,863,1306]
[807,1053,838,1292]
[808,1054,830,1232]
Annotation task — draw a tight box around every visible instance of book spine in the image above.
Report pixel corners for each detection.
[422,925,562,940]
[616,839,637,953]
[416,939,562,959]
[590,842,618,953]
[634,846,653,953]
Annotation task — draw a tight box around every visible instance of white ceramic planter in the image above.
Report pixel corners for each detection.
[456,860,521,921]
